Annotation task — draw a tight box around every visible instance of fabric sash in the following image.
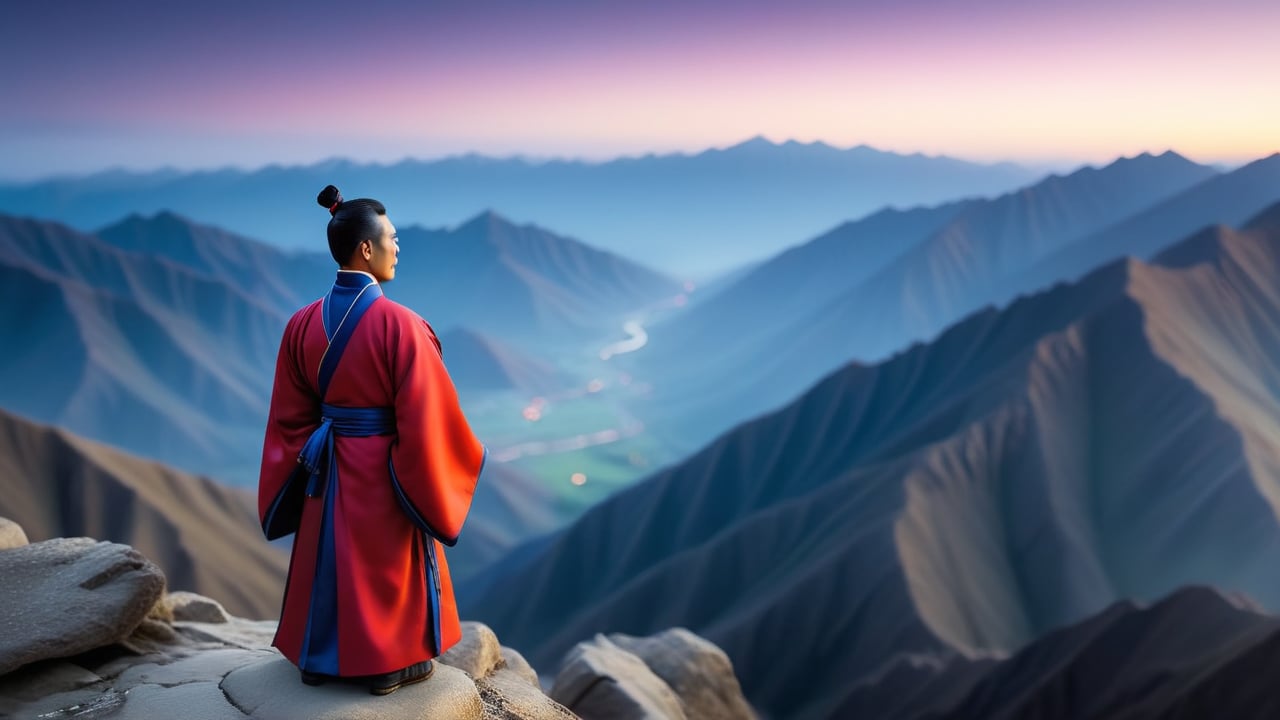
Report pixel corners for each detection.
[297,404,396,498]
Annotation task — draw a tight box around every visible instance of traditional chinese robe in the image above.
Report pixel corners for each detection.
[258,270,485,676]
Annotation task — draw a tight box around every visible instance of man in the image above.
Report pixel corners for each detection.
[258,185,485,695]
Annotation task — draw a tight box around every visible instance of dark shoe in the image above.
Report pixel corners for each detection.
[300,670,327,687]
[368,660,435,696]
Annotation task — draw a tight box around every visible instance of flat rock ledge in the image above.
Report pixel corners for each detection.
[0,519,753,719]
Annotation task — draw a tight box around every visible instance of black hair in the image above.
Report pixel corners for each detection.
[316,185,387,265]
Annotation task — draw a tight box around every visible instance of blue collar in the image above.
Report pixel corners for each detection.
[323,271,382,342]
[334,270,378,290]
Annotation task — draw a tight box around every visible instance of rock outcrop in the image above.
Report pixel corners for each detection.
[550,634,689,719]
[549,631,756,720]
[607,628,755,720]
[0,535,166,676]
[0,519,753,720]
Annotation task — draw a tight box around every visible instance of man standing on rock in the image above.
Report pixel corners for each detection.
[258,185,486,696]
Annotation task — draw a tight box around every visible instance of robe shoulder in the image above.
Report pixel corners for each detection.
[366,297,443,355]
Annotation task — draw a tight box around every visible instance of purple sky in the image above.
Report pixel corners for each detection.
[2,0,1278,179]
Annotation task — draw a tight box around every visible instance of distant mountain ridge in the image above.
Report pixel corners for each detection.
[394,212,682,343]
[0,214,289,481]
[0,138,1041,274]
[460,202,1280,719]
[633,152,1280,459]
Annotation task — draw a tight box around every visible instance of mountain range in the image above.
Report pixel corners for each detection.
[459,202,1280,719]
[0,138,1041,275]
[632,152,1280,458]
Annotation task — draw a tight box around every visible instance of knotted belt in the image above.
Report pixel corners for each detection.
[297,403,397,498]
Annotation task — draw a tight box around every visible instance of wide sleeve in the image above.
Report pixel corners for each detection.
[388,314,486,546]
[258,313,320,538]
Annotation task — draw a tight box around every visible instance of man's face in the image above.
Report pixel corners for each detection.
[366,215,399,283]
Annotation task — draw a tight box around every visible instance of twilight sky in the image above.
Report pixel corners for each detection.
[2,0,1277,179]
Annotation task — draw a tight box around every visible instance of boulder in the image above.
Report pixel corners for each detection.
[0,516,28,549]
[501,646,540,688]
[608,628,754,719]
[440,621,505,679]
[478,668,579,720]
[549,634,687,719]
[0,538,166,675]
[165,591,232,624]
[221,655,485,720]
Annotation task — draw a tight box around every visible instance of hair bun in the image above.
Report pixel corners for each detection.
[317,185,343,215]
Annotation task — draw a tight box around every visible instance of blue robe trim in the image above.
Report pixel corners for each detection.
[295,271,394,675]
[426,535,443,654]
[260,272,383,540]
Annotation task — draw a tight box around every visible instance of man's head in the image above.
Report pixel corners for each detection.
[317,185,399,282]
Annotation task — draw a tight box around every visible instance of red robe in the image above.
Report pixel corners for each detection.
[258,272,485,676]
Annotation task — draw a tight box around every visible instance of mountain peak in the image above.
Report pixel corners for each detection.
[1103,149,1197,172]
[735,134,774,149]
[456,209,518,234]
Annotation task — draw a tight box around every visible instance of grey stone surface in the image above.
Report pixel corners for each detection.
[0,659,101,703]
[166,591,232,623]
[549,634,688,720]
[116,647,278,688]
[439,621,505,679]
[117,681,243,720]
[479,668,579,720]
[0,538,166,675]
[221,655,484,720]
[176,618,279,649]
[609,628,755,719]
[0,516,28,549]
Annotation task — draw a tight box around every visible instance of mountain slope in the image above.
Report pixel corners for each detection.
[0,406,286,619]
[0,139,1040,274]
[1013,152,1280,302]
[638,152,1221,454]
[437,327,561,393]
[460,203,1280,719]
[648,199,975,360]
[920,587,1279,720]
[96,210,333,311]
[0,215,288,482]
[391,211,681,344]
